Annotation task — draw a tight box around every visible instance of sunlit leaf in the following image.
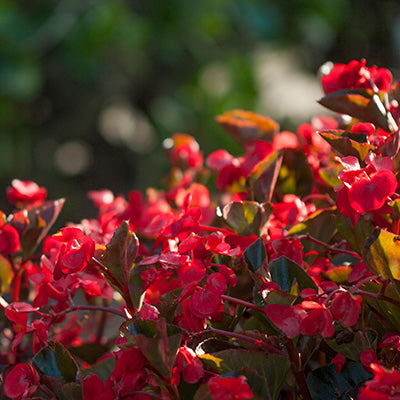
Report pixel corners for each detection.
[363,228,400,279]
[215,110,279,146]
[319,131,375,161]
[318,89,390,131]
[222,201,266,236]
[0,255,12,294]
[247,151,283,202]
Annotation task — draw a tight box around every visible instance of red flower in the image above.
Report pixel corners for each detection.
[164,133,203,169]
[298,301,334,338]
[44,227,95,279]
[3,363,40,400]
[331,353,346,373]
[7,179,47,206]
[174,346,204,384]
[358,363,400,400]
[330,291,362,327]
[349,169,397,214]
[0,224,20,254]
[208,375,253,400]
[265,304,306,339]
[321,59,392,94]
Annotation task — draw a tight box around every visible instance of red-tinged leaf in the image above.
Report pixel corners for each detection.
[14,198,65,258]
[391,81,400,103]
[247,151,283,202]
[319,131,375,161]
[265,304,304,338]
[215,110,279,146]
[318,89,390,131]
[221,201,267,236]
[121,318,182,379]
[382,130,400,157]
[101,220,139,288]
[363,227,400,279]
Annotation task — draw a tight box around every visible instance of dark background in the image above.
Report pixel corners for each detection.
[1,0,400,224]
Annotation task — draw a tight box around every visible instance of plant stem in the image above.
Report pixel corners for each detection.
[60,304,126,318]
[197,327,284,355]
[284,337,312,400]
[295,233,362,259]
[221,294,265,313]
[356,290,400,308]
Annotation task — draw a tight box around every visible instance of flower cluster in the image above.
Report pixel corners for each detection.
[1,59,400,399]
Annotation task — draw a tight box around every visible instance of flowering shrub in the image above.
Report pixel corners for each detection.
[2,59,400,399]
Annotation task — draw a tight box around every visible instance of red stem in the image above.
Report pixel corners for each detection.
[221,294,265,313]
[295,233,362,259]
[196,327,284,355]
[285,337,312,400]
[56,304,126,318]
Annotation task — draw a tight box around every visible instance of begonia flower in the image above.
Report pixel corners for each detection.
[3,363,40,400]
[208,375,253,400]
[7,179,47,206]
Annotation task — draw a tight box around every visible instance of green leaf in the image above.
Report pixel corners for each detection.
[221,201,266,236]
[81,357,116,382]
[318,166,342,188]
[363,228,400,279]
[244,238,266,273]
[40,376,82,400]
[269,256,317,292]
[322,265,352,284]
[318,89,390,131]
[247,151,283,202]
[101,220,139,289]
[307,362,371,400]
[33,341,78,382]
[289,208,336,262]
[335,213,374,256]
[128,262,148,312]
[16,198,65,258]
[121,318,182,378]
[199,350,290,400]
[319,131,375,161]
[389,199,400,218]
[68,343,110,365]
[326,330,374,362]
[361,280,400,332]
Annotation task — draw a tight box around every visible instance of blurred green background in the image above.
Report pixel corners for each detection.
[1,0,400,223]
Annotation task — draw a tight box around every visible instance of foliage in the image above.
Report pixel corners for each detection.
[3,59,400,399]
